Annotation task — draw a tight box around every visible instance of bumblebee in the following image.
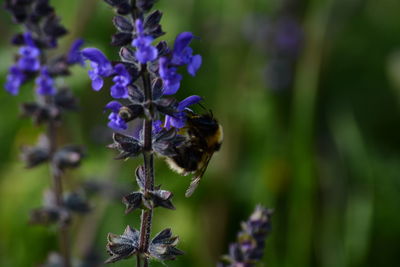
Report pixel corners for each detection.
[166,110,223,197]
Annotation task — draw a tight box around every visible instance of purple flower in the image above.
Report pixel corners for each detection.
[218,206,272,267]
[152,120,163,134]
[158,57,182,95]
[67,39,85,65]
[132,19,158,64]
[35,67,56,95]
[171,32,202,76]
[164,95,202,129]
[275,18,303,57]
[110,64,131,99]
[18,33,40,72]
[105,101,127,130]
[81,48,114,91]
[5,65,25,95]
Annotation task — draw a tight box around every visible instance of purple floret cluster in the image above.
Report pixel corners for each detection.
[80,14,202,131]
[4,2,84,98]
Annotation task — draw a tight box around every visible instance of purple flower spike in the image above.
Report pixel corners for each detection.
[17,33,40,72]
[5,65,25,95]
[159,57,182,95]
[171,32,202,76]
[110,64,131,99]
[35,67,56,95]
[67,39,85,65]
[81,48,114,91]
[132,19,158,64]
[164,95,202,129]
[105,101,127,130]
[218,206,272,267]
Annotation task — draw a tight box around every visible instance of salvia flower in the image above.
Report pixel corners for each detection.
[110,64,131,99]
[164,95,202,129]
[132,19,158,64]
[18,33,40,72]
[158,57,182,95]
[171,32,202,76]
[218,206,273,267]
[152,120,163,134]
[67,39,85,65]
[35,67,56,95]
[104,101,128,130]
[5,65,25,95]
[81,48,114,91]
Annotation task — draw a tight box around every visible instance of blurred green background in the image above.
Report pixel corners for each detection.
[1,0,400,266]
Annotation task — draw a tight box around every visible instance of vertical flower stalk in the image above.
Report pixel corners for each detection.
[218,206,273,267]
[80,0,207,265]
[4,1,88,265]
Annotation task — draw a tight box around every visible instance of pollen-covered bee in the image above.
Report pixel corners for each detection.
[165,109,223,197]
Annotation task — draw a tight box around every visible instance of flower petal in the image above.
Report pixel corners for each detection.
[153,120,163,134]
[67,39,85,65]
[170,117,185,129]
[162,78,181,95]
[177,95,202,111]
[173,32,194,54]
[110,84,129,99]
[91,76,104,91]
[5,66,25,95]
[114,63,130,77]
[135,19,144,36]
[105,101,122,113]
[187,54,202,76]
[81,48,110,66]
[23,32,36,47]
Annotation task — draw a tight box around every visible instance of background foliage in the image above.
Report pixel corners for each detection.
[1,0,400,266]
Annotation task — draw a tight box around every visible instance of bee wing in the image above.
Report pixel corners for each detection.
[185,153,213,197]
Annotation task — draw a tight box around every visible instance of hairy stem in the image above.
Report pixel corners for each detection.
[47,100,71,267]
[138,64,154,267]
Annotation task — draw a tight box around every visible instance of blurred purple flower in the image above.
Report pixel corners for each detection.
[132,19,158,64]
[275,18,303,57]
[218,206,272,267]
[35,67,56,95]
[5,65,25,95]
[164,95,202,129]
[81,48,114,91]
[159,57,182,95]
[111,64,131,99]
[18,33,40,72]
[67,39,85,65]
[105,101,127,130]
[171,32,202,76]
